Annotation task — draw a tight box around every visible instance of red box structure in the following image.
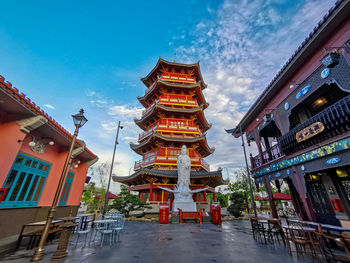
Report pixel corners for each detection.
[0,188,7,204]
[159,204,169,223]
[330,199,343,212]
[211,204,221,224]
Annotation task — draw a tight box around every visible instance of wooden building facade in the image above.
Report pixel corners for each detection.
[226,0,350,227]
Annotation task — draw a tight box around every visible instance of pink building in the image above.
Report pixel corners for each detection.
[0,75,98,240]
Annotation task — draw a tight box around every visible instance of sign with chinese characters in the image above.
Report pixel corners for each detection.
[296,122,325,143]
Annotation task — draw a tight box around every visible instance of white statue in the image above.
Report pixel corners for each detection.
[177,145,191,186]
[159,145,207,211]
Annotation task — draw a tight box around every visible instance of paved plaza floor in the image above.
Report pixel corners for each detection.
[1,220,320,263]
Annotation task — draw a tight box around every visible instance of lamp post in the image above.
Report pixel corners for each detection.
[102,121,123,218]
[239,125,257,217]
[32,109,87,261]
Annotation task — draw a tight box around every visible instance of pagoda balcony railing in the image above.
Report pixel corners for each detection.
[142,95,199,116]
[138,127,156,141]
[158,94,198,107]
[201,158,210,172]
[134,154,210,172]
[278,95,350,156]
[142,103,155,116]
[251,144,282,169]
[160,73,196,84]
[138,123,202,141]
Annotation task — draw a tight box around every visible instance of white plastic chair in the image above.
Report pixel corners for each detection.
[112,216,125,242]
[75,216,92,247]
[91,220,114,246]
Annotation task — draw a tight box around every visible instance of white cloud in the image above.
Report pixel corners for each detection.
[170,0,333,175]
[44,104,55,110]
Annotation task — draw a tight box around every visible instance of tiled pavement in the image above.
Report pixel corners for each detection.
[1,220,321,263]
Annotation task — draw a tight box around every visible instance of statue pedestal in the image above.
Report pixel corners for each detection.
[173,201,197,212]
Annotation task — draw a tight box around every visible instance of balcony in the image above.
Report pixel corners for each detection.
[138,127,157,141]
[142,103,155,116]
[201,158,210,171]
[138,121,201,141]
[160,73,196,84]
[158,94,198,108]
[251,144,283,169]
[278,95,350,156]
[134,152,210,172]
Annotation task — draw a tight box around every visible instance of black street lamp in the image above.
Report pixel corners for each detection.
[32,109,87,261]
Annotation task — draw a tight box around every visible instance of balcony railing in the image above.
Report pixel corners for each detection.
[158,94,198,107]
[278,95,350,156]
[201,159,210,172]
[134,154,210,172]
[251,144,282,169]
[138,122,201,141]
[142,103,155,116]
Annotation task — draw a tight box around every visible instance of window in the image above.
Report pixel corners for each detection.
[1,153,51,208]
[58,172,75,206]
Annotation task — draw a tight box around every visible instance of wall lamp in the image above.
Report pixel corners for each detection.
[18,136,55,154]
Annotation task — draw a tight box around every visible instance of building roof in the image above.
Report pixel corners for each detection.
[130,132,215,157]
[141,57,207,89]
[135,102,211,132]
[137,79,207,108]
[112,168,228,188]
[226,0,349,136]
[0,75,97,161]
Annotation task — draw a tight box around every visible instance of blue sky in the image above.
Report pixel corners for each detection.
[0,0,334,190]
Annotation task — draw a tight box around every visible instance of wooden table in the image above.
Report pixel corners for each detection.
[283,225,318,256]
[16,219,64,251]
[288,219,350,235]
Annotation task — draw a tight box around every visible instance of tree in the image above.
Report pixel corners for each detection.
[227,192,246,218]
[207,192,229,207]
[110,185,151,217]
[81,162,111,212]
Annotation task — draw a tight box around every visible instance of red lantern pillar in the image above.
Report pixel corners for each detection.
[214,191,216,202]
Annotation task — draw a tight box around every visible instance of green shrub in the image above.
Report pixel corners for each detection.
[228,192,245,218]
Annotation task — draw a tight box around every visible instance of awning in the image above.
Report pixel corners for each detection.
[95,192,118,199]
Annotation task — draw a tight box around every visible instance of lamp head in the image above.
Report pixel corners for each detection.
[72,109,88,128]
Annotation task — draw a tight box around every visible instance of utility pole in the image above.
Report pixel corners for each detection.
[239,125,257,217]
[102,121,123,218]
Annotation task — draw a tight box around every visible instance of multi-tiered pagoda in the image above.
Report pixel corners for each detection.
[113,58,227,211]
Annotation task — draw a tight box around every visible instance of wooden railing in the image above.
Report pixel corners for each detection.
[134,154,210,171]
[251,144,282,169]
[138,122,201,141]
[158,94,198,107]
[278,95,350,156]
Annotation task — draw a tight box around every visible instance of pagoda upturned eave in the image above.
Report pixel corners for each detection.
[134,103,211,132]
[140,58,207,89]
[129,132,215,157]
[137,79,208,108]
[112,168,228,188]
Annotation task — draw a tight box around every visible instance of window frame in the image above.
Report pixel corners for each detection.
[0,153,51,208]
[58,172,75,206]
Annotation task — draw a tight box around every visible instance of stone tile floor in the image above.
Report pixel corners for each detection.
[1,220,322,263]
